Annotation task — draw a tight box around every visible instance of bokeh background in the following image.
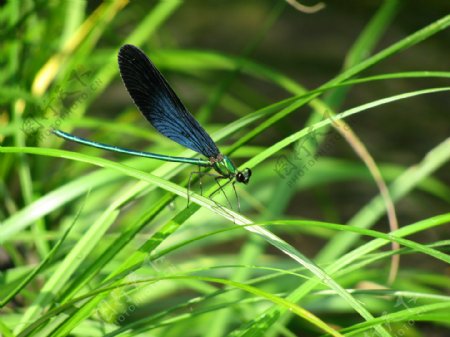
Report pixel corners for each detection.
[92,0,450,249]
[1,1,449,336]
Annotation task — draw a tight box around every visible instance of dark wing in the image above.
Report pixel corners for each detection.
[118,44,220,159]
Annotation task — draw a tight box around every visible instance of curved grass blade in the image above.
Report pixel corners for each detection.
[0,196,84,307]
[0,147,377,337]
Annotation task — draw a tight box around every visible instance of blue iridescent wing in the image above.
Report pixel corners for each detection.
[118,44,220,159]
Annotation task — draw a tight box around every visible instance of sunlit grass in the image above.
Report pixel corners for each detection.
[0,2,449,337]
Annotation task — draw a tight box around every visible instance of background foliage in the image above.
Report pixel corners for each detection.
[1,1,449,336]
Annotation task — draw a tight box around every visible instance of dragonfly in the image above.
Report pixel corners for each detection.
[53,44,251,208]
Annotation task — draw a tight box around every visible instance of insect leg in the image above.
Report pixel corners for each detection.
[186,167,214,207]
[209,177,233,209]
[187,168,202,207]
[231,180,241,212]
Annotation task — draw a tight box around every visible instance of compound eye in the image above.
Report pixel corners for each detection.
[236,168,252,184]
[244,168,252,179]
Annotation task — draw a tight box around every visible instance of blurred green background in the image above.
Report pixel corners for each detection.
[1,1,449,337]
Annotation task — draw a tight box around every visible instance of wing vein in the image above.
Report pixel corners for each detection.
[118,44,220,159]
